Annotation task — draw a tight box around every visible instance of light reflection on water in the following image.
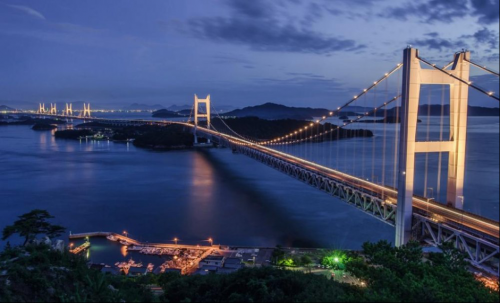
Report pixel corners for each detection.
[0,115,498,266]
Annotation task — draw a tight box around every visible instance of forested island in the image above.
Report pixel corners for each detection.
[31,123,58,131]
[152,109,187,118]
[55,124,197,150]
[0,117,66,126]
[211,117,373,142]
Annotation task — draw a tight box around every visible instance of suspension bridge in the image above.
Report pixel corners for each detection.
[23,48,500,276]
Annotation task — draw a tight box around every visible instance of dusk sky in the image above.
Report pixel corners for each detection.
[1,0,498,109]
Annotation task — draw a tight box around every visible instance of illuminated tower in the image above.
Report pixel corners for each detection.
[50,103,57,115]
[194,94,211,144]
[82,103,91,118]
[38,103,46,114]
[65,103,73,116]
[396,48,470,247]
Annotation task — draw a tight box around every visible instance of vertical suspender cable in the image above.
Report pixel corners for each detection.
[437,85,445,197]
[382,76,389,187]
[423,85,432,197]
[393,68,402,188]
[362,94,367,179]
[372,84,377,182]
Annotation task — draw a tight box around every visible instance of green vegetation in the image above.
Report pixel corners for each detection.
[1,211,497,302]
[2,210,65,246]
[211,117,373,141]
[346,241,499,302]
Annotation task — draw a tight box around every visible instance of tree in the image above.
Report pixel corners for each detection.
[2,210,66,246]
[300,255,313,273]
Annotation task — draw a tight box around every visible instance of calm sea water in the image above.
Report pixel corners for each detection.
[0,114,497,265]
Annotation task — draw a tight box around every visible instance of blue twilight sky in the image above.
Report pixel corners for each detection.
[0,0,498,109]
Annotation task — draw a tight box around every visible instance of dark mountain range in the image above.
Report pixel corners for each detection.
[0,105,16,111]
[222,103,330,120]
[222,103,499,120]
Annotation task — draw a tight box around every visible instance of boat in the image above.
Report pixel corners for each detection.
[107,235,118,241]
[120,240,131,246]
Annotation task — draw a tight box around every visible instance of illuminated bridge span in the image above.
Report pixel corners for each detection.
[29,48,499,276]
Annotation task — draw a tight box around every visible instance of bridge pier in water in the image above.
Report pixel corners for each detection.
[396,47,471,247]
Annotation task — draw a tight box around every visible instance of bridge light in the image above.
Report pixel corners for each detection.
[322,116,326,119]
[310,123,314,126]
[488,92,494,95]
[329,112,333,115]
[354,96,358,99]
[385,73,389,76]
[363,89,367,92]
[373,81,377,84]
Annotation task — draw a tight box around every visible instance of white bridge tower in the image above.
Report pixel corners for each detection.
[194,94,211,144]
[50,103,57,115]
[65,103,73,116]
[38,103,46,114]
[81,103,91,118]
[396,47,471,246]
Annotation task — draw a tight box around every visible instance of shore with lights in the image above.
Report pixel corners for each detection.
[68,231,349,278]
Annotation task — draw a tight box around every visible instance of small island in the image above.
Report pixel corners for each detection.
[54,129,94,139]
[0,116,66,126]
[152,109,187,118]
[54,124,198,150]
[32,123,58,131]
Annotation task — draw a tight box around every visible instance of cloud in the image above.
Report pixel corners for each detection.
[7,4,46,20]
[225,0,272,19]
[189,18,365,54]
[425,32,439,38]
[407,38,468,51]
[382,0,499,24]
[462,27,499,49]
[187,0,365,54]
[382,0,469,23]
[470,0,500,24]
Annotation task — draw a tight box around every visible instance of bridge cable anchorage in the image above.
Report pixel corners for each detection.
[418,56,499,101]
[269,95,401,146]
[260,62,404,146]
[464,58,500,77]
